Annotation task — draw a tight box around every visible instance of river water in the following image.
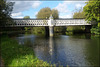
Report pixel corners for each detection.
[15,33,99,67]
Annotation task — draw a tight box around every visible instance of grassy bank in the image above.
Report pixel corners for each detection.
[1,35,53,67]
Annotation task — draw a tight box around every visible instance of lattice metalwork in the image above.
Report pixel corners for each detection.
[55,19,91,26]
[13,19,48,26]
[5,19,92,27]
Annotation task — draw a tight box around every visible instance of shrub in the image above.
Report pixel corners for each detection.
[91,26,100,35]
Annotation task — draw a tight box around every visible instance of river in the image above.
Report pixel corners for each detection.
[13,33,99,67]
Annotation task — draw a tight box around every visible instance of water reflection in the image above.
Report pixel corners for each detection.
[16,35,36,47]
[16,34,99,67]
[32,37,56,64]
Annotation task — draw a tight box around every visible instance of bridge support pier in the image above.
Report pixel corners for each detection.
[85,25,92,33]
[45,26,49,37]
[49,26,54,37]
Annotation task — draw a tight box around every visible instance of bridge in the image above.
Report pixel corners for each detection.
[8,17,91,27]
[11,19,91,27]
[4,15,96,36]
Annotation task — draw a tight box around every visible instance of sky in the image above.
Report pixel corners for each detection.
[7,0,88,18]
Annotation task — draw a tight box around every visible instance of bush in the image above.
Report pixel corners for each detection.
[66,26,85,33]
[31,27,45,35]
[91,26,100,35]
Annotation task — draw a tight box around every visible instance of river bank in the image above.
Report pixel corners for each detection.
[1,35,56,67]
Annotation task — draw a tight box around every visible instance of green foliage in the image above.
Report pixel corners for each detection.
[83,0,100,22]
[66,26,85,35]
[52,9,59,19]
[66,32,73,35]
[35,7,59,35]
[36,7,59,33]
[24,16,30,19]
[31,27,45,36]
[73,8,86,19]
[83,0,100,34]
[1,36,52,66]
[36,7,59,19]
[0,0,14,26]
[36,7,51,19]
[91,26,100,35]
[98,22,100,27]
[24,27,31,31]
[66,26,85,32]
[54,27,66,33]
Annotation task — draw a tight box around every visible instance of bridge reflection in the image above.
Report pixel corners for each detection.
[16,35,59,64]
[33,36,58,64]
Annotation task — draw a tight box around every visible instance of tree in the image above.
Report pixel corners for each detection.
[73,8,86,19]
[52,9,59,19]
[83,0,100,34]
[35,7,59,36]
[83,0,100,23]
[36,7,59,19]
[0,0,14,26]
[24,16,30,19]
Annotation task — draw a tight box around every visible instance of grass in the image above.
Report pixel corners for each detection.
[1,35,53,67]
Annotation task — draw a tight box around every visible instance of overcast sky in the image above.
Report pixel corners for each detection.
[8,0,87,18]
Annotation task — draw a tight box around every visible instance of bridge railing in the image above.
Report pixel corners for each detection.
[13,19,48,26]
[4,19,93,27]
[54,19,91,26]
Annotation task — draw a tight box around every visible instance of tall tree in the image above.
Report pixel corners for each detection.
[36,7,59,36]
[0,0,14,26]
[52,9,59,19]
[83,0,100,23]
[36,7,59,19]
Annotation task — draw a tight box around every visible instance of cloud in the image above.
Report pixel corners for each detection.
[14,16,23,18]
[63,1,73,4]
[54,1,86,13]
[54,2,68,13]
[11,12,23,17]
[11,1,41,13]
[32,1,41,8]
[11,16,24,18]
[75,4,83,8]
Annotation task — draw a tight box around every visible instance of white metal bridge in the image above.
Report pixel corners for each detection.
[3,15,96,36]
[5,15,96,27]
[6,18,93,27]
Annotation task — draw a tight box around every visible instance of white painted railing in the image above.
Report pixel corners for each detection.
[13,19,48,26]
[54,19,91,26]
[12,19,91,27]
[5,19,92,27]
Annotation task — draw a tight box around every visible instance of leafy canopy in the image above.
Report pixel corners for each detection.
[51,9,59,19]
[36,7,59,19]
[24,16,30,19]
[0,0,14,26]
[83,0,100,22]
